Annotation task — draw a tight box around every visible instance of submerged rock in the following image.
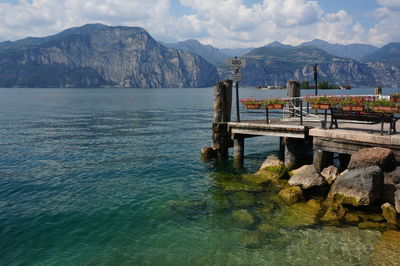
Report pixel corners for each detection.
[253,166,288,183]
[260,155,285,170]
[229,191,256,208]
[231,209,255,227]
[320,202,346,223]
[331,166,383,206]
[358,221,387,229]
[381,203,399,225]
[343,213,361,224]
[321,165,339,185]
[278,186,303,204]
[288,165,326,189]
[347,147,397,172]
[275,200,322,228]
[370,230,400,265]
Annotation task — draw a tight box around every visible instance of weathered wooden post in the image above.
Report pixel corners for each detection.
[286,80,300,118]
[233,136,244,161]
[201,80,233,160]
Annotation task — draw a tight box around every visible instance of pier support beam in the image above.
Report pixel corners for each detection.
[233,136,245,161]
[284,137,313,169]
[313,149,334,173]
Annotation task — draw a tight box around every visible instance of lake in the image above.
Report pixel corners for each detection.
[0,87,398,265]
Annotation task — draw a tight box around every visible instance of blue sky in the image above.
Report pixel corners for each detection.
[0,0,399,47]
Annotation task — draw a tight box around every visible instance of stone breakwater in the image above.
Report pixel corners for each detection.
[167,147,399,262]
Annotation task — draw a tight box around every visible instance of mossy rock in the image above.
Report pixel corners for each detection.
[253,203,274,219]
[357,213,385,223]
[231,209,255,227]
[343,213,362,224]
[218,179,263,192]
[358,221,388,229]
[320,202,346,223]
[228,191,256,208]
[274,200,322,228]
[381,203,399,225]
[240,231,265,249]
[278,186,303,204]
[209,192,231,212]
[257,222,278,233]
[166,199,207,215]
[252,165,288,183]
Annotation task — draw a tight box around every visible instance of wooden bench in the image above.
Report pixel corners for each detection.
[330,108,397,135]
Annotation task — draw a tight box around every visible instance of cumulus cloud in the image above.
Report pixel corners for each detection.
[366,0,400,45]
[0,0,397,47]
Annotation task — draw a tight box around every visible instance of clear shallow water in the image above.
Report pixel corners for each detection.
[0,87,397,265]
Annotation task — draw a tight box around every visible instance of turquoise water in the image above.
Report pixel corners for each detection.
[0,87,397,265]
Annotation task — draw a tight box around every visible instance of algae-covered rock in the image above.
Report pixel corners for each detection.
[253,165,288,183]
[320,201,346,223]
[357,212,385,223]
[278,186,303,204]
[347,147,397,172]
[231,209,255,227]
[228,191,256,208]
[260,155,285,170]
[331,166,383,206]
[213,172,264,192]
[257,222,278,233]
[358,221,387,229]
[275,200,322,228]
[253,203,275,220]
[321,165,339,185]
[344,213,361,224]
[370,230,400,265]
[381,202,399,225]
[240,231,265,249]
[288,165,326,189]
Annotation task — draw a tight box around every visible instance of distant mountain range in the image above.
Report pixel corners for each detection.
[0,24,399,88]
[0,24,219,88]
[299,39,378,61]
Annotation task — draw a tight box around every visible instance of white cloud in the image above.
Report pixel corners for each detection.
[0,0,398,48]
[367,0,400,45]
[377,0,400,7]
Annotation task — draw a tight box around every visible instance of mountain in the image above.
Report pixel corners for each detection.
[300,39,378,61]
[362,42,400,66]
[220,47,254,57]
[162,39,228,65]
[264,41,293,48]
[218,44,400,88]
[0,24,219,88]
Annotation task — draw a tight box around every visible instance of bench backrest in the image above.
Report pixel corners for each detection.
[331,108,394,122]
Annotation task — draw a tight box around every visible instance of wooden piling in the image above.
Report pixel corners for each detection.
[374,86,382,95]
[284,137,313,169]
[233,136,245,161]
[211,80,233,158]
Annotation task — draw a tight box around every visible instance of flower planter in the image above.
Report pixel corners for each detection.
[245,104,261,109]
[342,105,364,112]
[390,96,400,102]
[312,104,331,109]
[266,104,284,109]
[372,106,398,113]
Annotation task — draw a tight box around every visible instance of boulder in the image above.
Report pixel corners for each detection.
[288,165,326,189]
[260,155,284,170]
[278,186,303,204]
[347,147,397,172]
[344,213,361,224]
[320,202,346,223]
[200,146,216,160]
[331,166,383,206]
[386,166,400,184]
[275,200,322,228]
[395,190,400,213]
[231,209,255,227]
[380,173,397,204]
[321,165,339,184]
[381,203,399,225]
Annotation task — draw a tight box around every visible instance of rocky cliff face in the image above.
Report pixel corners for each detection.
[0,24,219,88]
